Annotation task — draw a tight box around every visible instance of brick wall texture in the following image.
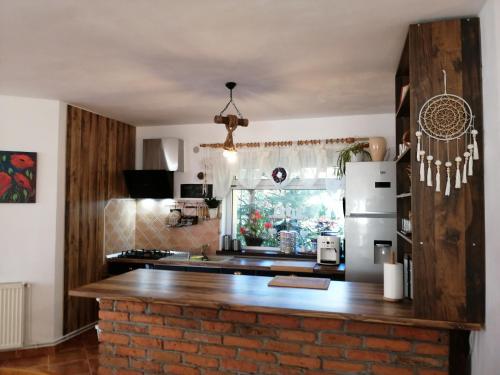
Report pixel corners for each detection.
[97,299,450,375]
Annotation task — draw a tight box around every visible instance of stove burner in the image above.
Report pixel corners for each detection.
[117,249,173,260]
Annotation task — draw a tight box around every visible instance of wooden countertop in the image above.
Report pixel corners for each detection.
[69,269,480,330]
[107,256,345,275]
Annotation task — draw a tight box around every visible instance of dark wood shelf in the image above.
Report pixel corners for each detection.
[397,192,412,198]
[397,231,413,245]
[395,147,411,163]
[396,85,410,117]
[395,38,413,291]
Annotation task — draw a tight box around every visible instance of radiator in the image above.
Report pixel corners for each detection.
[0,282,26,349]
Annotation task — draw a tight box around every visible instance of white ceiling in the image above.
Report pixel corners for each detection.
[0,0,485,126]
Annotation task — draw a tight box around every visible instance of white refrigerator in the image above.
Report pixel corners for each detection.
[344,161,397,283]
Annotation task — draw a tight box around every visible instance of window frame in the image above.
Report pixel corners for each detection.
[224,177,344,251]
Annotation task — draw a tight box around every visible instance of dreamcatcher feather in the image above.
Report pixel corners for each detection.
[417,70,478,197]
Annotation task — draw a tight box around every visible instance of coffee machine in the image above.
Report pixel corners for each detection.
[317,235,340,265]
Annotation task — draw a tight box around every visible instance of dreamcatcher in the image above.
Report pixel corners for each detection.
[416,70,479,197]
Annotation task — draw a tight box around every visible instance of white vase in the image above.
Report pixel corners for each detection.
[209,208,218,219]
[351,152,364,162]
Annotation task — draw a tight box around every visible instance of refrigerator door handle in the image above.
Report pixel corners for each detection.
[374,182,391,188]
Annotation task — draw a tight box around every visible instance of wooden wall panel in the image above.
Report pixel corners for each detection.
[409,19,484,323]
[64,106,135,333]
[461,18,485,325]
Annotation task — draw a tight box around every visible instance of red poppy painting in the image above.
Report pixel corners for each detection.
[0,151,37,203]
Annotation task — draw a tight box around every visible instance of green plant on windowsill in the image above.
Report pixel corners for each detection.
[336,142,371,178]
[204,197,221,209]
[205,197,221,219]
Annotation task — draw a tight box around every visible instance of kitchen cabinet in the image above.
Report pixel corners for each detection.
[219,269,255,276]
[184,266,220,274]
[145,264,178,271]
[107,262,155,275]
[109,261,344,280]
[72,269,474,375]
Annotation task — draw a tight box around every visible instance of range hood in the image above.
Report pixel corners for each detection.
[123,170,174,199]
[143,138,184,171]
[123,138,183,199]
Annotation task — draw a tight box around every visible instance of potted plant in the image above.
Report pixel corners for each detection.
[239,210,273,246]
[204,197,221,219]
[336,142,372,178]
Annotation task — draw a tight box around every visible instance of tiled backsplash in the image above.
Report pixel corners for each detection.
[104,199,220,255]
[104,199,136,255]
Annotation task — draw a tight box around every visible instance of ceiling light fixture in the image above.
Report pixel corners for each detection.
[214,82,249,160]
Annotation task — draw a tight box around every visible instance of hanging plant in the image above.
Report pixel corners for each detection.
[336,142,371,178]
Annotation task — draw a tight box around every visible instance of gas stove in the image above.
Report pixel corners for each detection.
[116,249,174,260]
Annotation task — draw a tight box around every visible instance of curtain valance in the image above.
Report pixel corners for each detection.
[203,142,344,198]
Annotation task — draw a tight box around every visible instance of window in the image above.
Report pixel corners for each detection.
[231,180,344,251]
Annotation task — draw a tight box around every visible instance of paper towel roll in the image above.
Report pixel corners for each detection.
[384,263,403,301]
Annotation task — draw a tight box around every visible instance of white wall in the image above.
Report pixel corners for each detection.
[471,3,500,374]
[0,96,66,345]
[136,113,395,197]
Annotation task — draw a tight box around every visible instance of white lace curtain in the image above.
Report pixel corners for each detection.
[202,142,344,198]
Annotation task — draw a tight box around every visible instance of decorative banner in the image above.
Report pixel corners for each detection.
[0,151,37,203]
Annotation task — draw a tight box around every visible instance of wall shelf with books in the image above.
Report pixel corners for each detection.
[395,147,410,163]
[396,192,412,199]
[395,34,413,302]
[397,231,413,245]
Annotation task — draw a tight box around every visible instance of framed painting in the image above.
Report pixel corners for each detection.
[0,151,37,203]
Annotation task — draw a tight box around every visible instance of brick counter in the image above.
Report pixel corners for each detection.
[97,299,450,375]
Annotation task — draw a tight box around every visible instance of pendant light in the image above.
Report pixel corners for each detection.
[213,82,249,160]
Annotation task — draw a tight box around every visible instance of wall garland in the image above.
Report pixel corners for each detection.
[200,137,368,149]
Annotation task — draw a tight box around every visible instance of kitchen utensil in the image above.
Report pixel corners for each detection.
[166,210,181,226]
[270,261,316,273]
[268,276,330,290]
[232,239,241,252]
[222,235,231,251]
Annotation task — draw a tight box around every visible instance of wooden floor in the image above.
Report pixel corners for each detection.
[0,330,98,375]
